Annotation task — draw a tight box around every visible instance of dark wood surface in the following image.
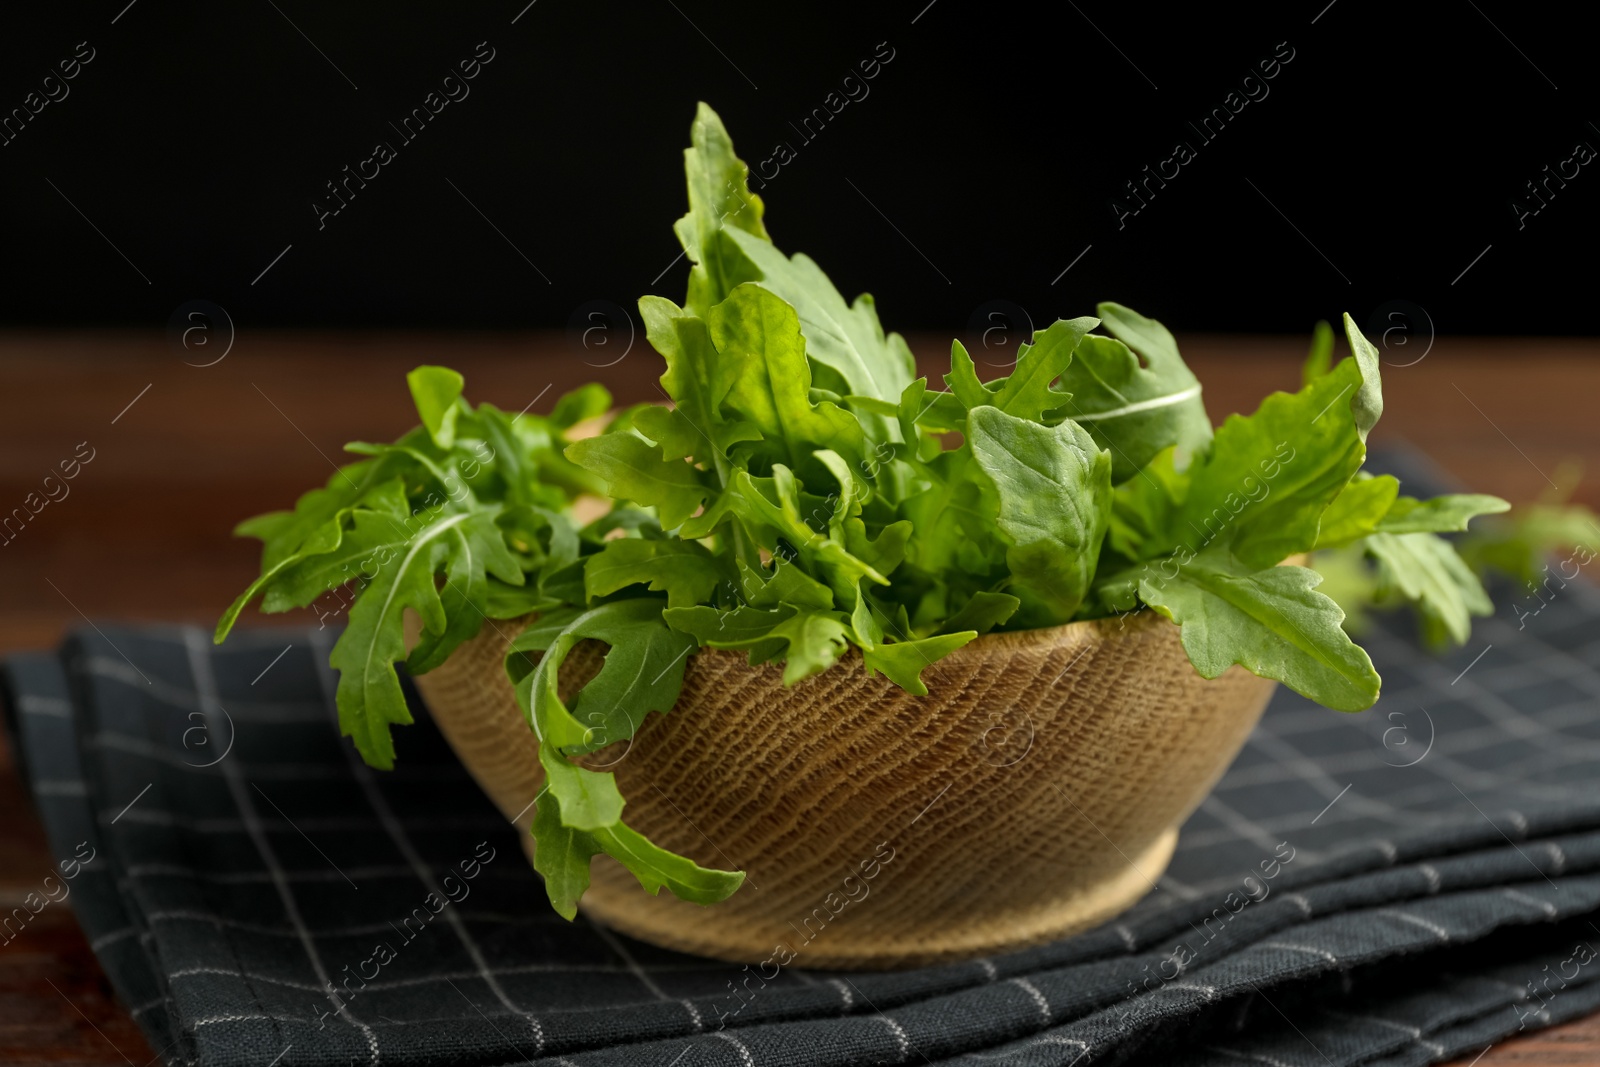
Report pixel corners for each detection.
[2,331,1597,1065]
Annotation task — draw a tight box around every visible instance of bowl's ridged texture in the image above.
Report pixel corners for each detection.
[414,610,1274,969]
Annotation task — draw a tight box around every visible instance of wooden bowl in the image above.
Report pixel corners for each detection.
[412,609,1274,969]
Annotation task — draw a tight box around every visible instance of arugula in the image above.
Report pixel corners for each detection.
[1064,303,1212,481]
[221,103,1516,920]
[216,372,607,770]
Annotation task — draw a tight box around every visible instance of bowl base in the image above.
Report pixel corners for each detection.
[525,826,1178,970]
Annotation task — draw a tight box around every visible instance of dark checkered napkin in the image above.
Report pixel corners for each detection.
[5,456,1600,1066]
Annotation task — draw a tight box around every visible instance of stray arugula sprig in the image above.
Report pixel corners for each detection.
[219,103,1511,919]
[1318,459,1596,644]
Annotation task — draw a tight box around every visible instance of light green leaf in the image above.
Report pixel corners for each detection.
[215,512,346,642]
[527,598,697,759]
[1179,358,1366,569]
[673,101,769,314]
[636,295,760,468]
[588,821,745,904]
[549,383,613,430]
[406,512,525,674]
[1377,493,1510,534]
[1108,446,1187,561]
[537,758,626,834]
[709,469,888,593]
[764,610,850,684]
[1308,545,1378,636]
[1366,531,1492,647]
[530,788,743,918]
[485,581,561,620]
[724,229,915,406]
[936,590,1020,636]
[863,632,977,695]
[967,405,1112,627]
[739,557,834,611]
[407,365,464,449]
[1058,303,1213,482]
[565,432,712,530]
[1314,474,1400,550]
[943,339,995,411]
[843,518,913,580]
[235,458,390,571]
[709,282,866,472]
[988,316,1098,421]
[1302,320,1334,385]
[1139,552,1379,711]
[1341,313,1384,442]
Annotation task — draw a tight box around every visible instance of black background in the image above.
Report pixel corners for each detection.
[0,1,1592,335]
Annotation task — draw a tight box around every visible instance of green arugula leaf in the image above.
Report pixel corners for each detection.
[1366,531,1492,646]
[944,339,996,411]
[530,789,602,920]
[1061,303,1213,482]
[987,317,1097,421]
[1302,320,1334,385]
[585,538,729,609]
[936,590,1021,635]
[549,383,612,430]
[586,821,745,904]
[406,511,525,675]
[703,469,888,594]
[1178,358,1366,569]
[1376,493,1510,534]
[709,282,866,473]
[233,457,393,571]
[1108,446,1188,561]
[529,785,743,918]
[725,230,916,406]
[1313,474,1400,550]
[518,599,695,747]
[635,295,759,469]
[1341,313,1384,442]
[512,598,743,912]
[486,581,561,620]
[215,511,348,642]
[1139,551,1379,711]
[565,432,713,530]
[662,603,796,647]
[740,557,834,611]
[407,365,464,449]
[863,632,977,695]
[673,101,769,314]
[328,508,520,769]
[967,405,1112,627]
[518,599,691,817]
[762,609,851,683]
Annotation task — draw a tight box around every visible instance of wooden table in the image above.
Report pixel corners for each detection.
[2,331,1596,1065]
